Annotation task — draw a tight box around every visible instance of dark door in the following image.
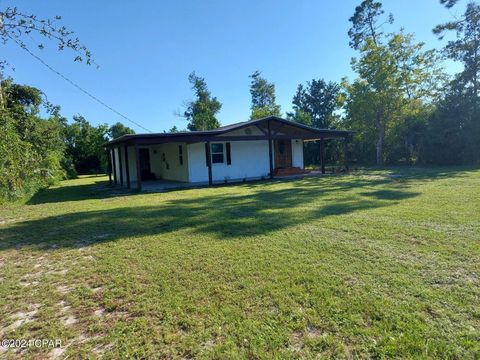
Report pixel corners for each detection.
[139,148,152,180]
[274,140,292,169]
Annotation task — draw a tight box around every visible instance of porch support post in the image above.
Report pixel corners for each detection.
[124,146,131,188]
[344,136,349,172]
[206,141,213,186]
[320,138,325,174]
[118,146,124,186]
[268,119,273,179]
[106,149,112,185]
[112,148,117,185]
[134,143,142,191]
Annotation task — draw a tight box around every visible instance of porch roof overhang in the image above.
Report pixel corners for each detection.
[104,116,352,149]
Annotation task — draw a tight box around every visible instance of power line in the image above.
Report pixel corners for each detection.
[7,35,153,133]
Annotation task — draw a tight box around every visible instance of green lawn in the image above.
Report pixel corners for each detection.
[0,168,479,359]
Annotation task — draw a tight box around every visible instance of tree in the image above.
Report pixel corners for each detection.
[0,79,65,202]
[0,6,94,70]
[434,2,480,110]
[428,0,480,163]
[63,115,109,174]
[423,84,467,164]
[348,0,393,49]
[109,122,135,139]
[288,79,340,129]
[183,72,222,131]
[346,1,441,165]
[0,6,94,111]
[249,71,281,119]
[440,0,461,8]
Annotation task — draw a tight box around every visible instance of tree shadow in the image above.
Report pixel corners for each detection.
[26,166,477,205]
[27,180,135,205]
[0,177,421,251]
[361,189,419,201]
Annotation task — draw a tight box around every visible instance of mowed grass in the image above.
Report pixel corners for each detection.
[0,168,479,359]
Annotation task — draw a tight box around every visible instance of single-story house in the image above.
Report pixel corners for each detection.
[104,116,352,190]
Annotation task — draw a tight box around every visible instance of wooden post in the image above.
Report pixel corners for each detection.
[134,144,142,191]
[118,146,124,186]
[112,148,117,185]
[206,141,212,186]
[107,149,112,185]
[268,119,273,179]
[344,136,349,172]
[320,138,325,174]
[124,146,130,188]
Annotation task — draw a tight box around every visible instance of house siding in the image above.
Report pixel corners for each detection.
[187,140,271,183]
[291,139,304,168]
[147,143,189,182]
[127,146,137,183]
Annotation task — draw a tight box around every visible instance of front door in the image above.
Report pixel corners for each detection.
[274,140,292,169]
[139,148,152,180]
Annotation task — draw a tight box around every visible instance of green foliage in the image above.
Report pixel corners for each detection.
[0,77,131,202]
[434,2,480,100]
[63,115,109,174]
[184,72,222,131]
[0,79,66,202]
[424,80,480,164]
[287,108,313,126]
[249,71,281,119]
[345,0,444,165]
[348,0,393,49]
[288,79,340,129]
[108,122,135,139]
[0,6,94,70]
[427,1,480,165]
[288,79,342,166]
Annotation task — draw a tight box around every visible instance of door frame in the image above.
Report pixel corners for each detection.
[274,139,292,169]
[139,148,152,180]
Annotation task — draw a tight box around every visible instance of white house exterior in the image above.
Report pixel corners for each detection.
[106,116,351,190]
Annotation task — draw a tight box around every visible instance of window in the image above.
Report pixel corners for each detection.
[179,145,183,165]
[211,143,224,164]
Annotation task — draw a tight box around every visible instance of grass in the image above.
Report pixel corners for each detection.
[0,167,479,359]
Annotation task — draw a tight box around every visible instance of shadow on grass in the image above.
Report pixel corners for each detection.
[0,175,421,251]
[27,179,134,205]
[26,166,476,206]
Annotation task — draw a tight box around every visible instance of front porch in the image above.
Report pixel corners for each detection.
[127,170,341,192]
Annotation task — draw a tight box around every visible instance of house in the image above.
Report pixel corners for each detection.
[104,116,352,190]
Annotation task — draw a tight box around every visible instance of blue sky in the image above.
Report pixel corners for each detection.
[1,0,466,133]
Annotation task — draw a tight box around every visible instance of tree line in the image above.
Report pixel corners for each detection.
[1,0,479,202]
[0,78,134,202]
[183,0,480,166]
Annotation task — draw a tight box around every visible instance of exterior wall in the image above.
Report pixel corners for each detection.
[217,125,264,137]
[187,142,209,183]
[110,133,304,187]
[120,147,128,184]
[113,148,121,182]
[127,146,137,183]
[111,146,132,186]
[147,143,189,182]
[188,140,270,183]
[291,139,304,168]
[115,144,188,186]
